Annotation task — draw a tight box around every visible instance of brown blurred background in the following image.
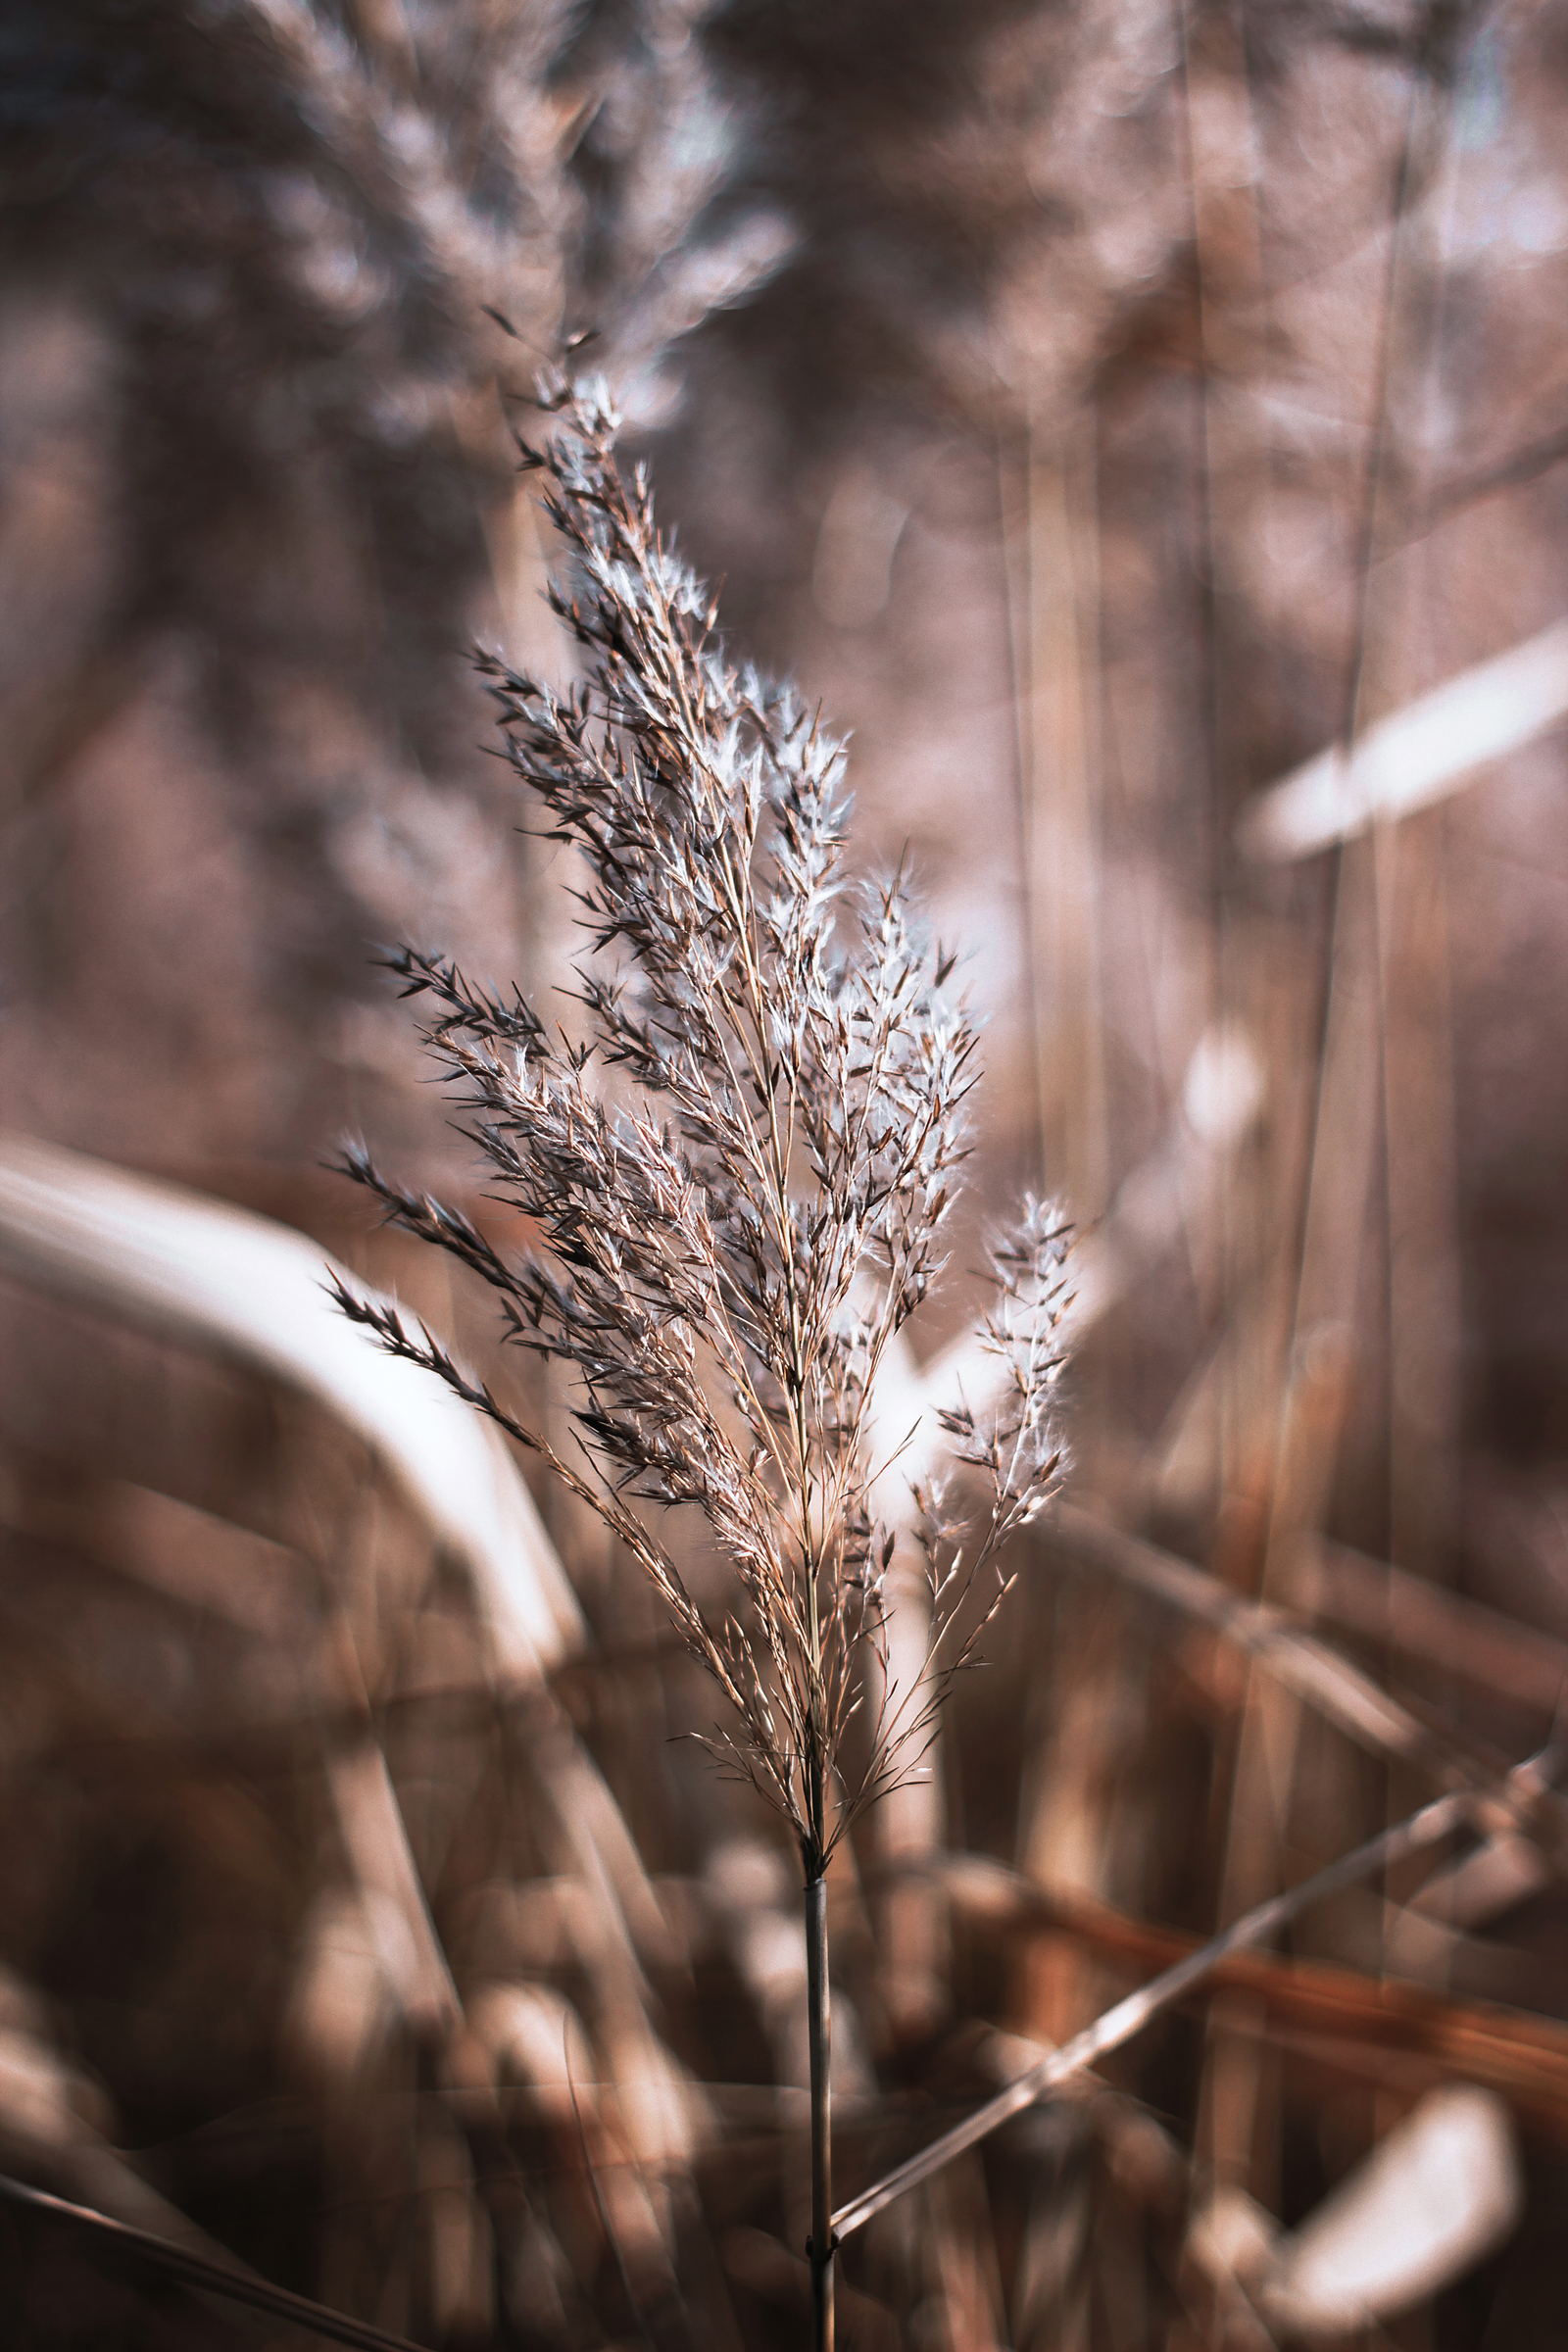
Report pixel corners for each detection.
[3,2,1568,2345]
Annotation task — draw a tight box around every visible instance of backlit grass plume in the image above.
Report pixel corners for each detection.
[333,375,1070,2348]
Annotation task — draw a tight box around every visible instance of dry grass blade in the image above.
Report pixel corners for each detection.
[1301,1536,1568,1716]
[1048,1504,1568,1857]
[1236,617,1568,860]
[324,1738,463,2038]
[943,1857,1568,2139]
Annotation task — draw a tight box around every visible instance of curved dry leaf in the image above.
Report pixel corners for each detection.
[1261,2086,1522,2334]
[0,1133,583,1676]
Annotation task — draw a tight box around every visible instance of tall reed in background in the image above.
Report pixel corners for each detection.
[334,376,1071,2348]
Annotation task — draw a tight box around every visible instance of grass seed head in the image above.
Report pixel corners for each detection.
[336,373,1071,1881]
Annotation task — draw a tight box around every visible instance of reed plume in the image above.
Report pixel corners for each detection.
[333,374,1071,2346]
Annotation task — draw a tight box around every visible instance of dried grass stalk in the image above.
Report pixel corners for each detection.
[334,374,1072,2348]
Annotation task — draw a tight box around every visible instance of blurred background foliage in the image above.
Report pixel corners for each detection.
[3,0,1568,2344]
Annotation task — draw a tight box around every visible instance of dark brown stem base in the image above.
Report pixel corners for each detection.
[806,1872,834,2352]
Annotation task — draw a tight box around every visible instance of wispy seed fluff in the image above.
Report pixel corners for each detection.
[334,374,1071,1880]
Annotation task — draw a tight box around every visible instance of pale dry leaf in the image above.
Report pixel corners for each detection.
[1261,2086,1523,2334]
[0,1134,584,1674]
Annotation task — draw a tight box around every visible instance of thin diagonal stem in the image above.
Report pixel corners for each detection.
[831,1788,1471,2243]
[0,2175,429,2352]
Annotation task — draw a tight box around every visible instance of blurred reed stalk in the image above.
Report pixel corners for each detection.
[332,375,1072,2350]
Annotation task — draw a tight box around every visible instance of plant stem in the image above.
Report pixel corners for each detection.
[805,1870,834,2352]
